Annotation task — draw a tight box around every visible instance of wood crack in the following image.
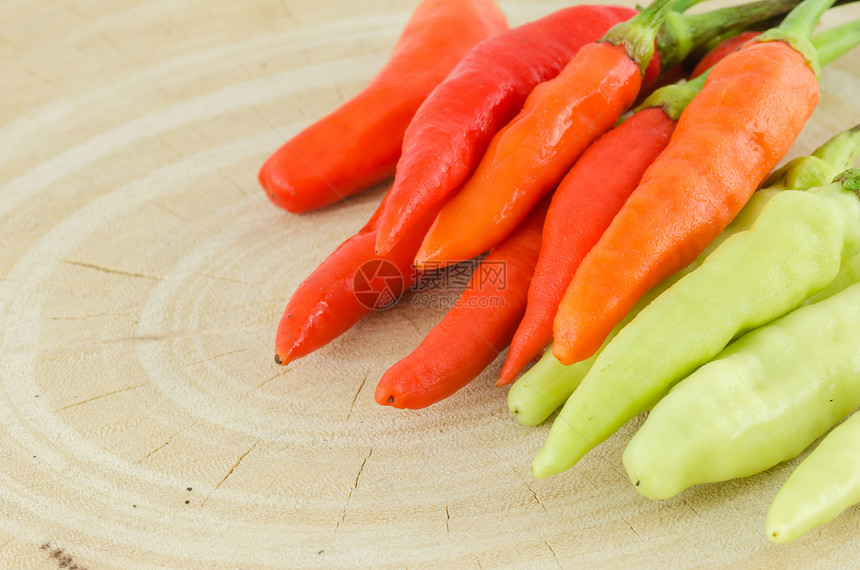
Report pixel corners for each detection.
[335,448,373,535]
[620,514,642,540]
[58,258,164,281]
[47,312,134,321]
[55,383,147,411]
[525,483,548,515]
[136,418,201,464]
[244,368,290,397]
[345,374,367,422]
[575,467,600,491]
[1,324,260,354]
[202,441,259,507]
[185,347,252,367]
[198,272,253,285]
[682,497,700,517]
[545,540,562,569]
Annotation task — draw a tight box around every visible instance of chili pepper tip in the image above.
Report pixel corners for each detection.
[496,365,519,387]
[374,234,395,257]
[374,380,392,406]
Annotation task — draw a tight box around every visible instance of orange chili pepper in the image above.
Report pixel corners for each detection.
[258,0,507,213]
[551,3,826,365]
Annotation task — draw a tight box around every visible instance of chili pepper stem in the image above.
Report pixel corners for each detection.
[814,123,860,170]
[764,123,860,190]
[659,0,805,70]
[835,168,860,200]
[604,0,680,72]
[777,0,835,38]
[756,0,837,77]
[813,18,860,66]
[637,71,708,120]
[671,0,704,12]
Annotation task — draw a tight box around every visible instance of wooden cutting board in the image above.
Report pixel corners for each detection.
[2,0,859,567]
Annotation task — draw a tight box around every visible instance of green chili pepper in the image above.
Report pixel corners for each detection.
[532,166,860,479]
[802,249,860,306]
[766,410,860,543]
[508,124,860,428]
[623,259,860,500]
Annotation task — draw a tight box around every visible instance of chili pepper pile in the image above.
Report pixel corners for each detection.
[260,0,860,543]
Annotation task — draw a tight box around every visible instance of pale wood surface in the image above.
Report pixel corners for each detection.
[2,0,860,568]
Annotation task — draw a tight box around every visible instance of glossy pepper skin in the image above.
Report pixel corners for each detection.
[508,123,860,428]
[374,199,549,409]
[623,247,860,501]
[507,176,759,426]
[501,21,809,388]
[551,0,829,366]
[413,41,643,268]
[533,171,860,479]
[411,0,680,268]
[274,191,439,365]
[496,79,703,387]
[509,252,860,426]
[504,163,791,425]
[258,0,507,213]
[411,0,813,267]
[373,4,646,255]
[767,410,860,543]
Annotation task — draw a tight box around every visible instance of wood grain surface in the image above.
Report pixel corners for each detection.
[2,0,860,568]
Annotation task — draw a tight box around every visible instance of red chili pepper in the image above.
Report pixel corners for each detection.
[374,198,550,409]
[551,0,827,366]
[273,193,438,365]
[373,4,647,254]
[258,0,507,214]
[690,30,762,77]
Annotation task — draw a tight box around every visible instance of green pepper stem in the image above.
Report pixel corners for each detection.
[763,124,860,190]
[813,18,860,66]
[776,0,836,38]
[693,16,781,57]
[813,124,860,172]
[636,71,708,120]
[603,0,680,73]
[835,167,860,200]
[658,0,806,71]
[671,0,706,13]
[755,0,837,77]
